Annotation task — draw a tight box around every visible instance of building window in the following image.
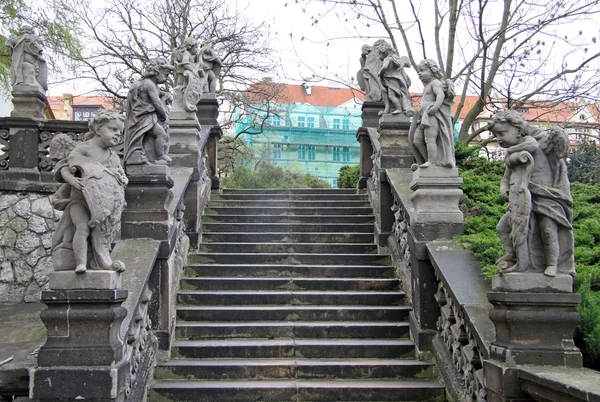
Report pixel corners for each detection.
[73,106,101,121]
[308,145,316,160]
[333,118,341,129]
[342,119,350,130]
[273,144,282,159]
[332,146,341,161]
[272,115,281,126]
[342,147,350,162]
[307,116,315,128]
[332,179,338,187]
[298,145,307,160]
[297,116,305,127]
[516,107,528,114]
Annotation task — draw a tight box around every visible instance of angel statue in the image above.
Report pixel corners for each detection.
[490,110,575,277]
[49,110,128,274]
[375,41,412,115]
[6,25,48,91]
[173,37,205,112]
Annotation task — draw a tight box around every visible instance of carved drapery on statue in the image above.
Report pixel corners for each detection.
[409,59,456,169]
[124,57,173,167]
[358,39,388,102]
[50,111,128,273]
[374,41,412,116]
[173,37,205,112]
[198,39,222,95]
[491,110,575,277]
[6,25,48,91]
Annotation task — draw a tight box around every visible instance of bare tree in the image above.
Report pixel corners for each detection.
[291,0,600,144]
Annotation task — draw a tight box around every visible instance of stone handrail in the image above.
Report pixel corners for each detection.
[356,102,600,402]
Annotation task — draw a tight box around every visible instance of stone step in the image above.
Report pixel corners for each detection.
[205,206,374,216]
[202,214,375,224]
[171,339,416,359]
[184,264,394,278]
[198,242,377,254]
[212,193,369,201]
[176,306,411,322]
[202,232,374,243]
[203,222,374,233]
[177,291,404,306]
[175,321,410,340]
[155,358,433,380]
[220,188,361,195]
[180,277,399,292]
[189,252,392,266]
[149,379,445,401]
[207,200,370,208]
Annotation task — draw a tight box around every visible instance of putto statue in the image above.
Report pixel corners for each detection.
[124,57,173,166]
[359,40,387,102]
[6,25,48,92]
[490,110,575,277]
[409,59,455,169]
[198,39,222,95]
[173,37,205,112]
[374,41,412,115]
[49,110,128,274]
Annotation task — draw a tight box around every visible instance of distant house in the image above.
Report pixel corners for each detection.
[47,94,119,121]
[235,82,364,187]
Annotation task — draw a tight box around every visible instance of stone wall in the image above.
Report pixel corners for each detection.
[0,190,59,303]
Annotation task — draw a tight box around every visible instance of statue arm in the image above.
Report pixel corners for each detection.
[145,81,167,121]
[500,167,510,201]
[427,81,445,115]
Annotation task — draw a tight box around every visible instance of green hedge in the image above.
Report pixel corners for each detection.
[455,143,600,369]
[221,162,331,189]
[337,165,360,188]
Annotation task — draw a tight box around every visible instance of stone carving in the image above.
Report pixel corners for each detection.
[434,276,487,401]
[49,110,128,274]
[374,41,412,116]
[490,110,575,277]
[356,44,370,94]
[125,284,153,398]
[198,39,222,95]
[409,59,455,169]
[6,25,48,92]
[360,40,386,102]
[0,129,9,170]
[173,38,205,112]
[124,57,173,166]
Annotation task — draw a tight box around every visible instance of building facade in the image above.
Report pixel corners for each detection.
[236,83,364,187]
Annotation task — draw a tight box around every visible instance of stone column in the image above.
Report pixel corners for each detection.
[207,126,222,189]
[356,127,374,189]
[30,271,129,401]
[360,101,385,128]
[484,276,582,402]
[11,85,47,121]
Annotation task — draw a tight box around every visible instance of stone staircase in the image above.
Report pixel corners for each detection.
[149,188,445,401]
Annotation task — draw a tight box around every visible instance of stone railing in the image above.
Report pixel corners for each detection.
[357,101,600,402]
[0,99,221,401]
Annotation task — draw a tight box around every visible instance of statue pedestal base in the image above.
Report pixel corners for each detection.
[492,273,573,293]
[10,86,47,120]
[49,270,122,290]
[31,289,129,401]
[409,166,463,225]
[169,112,202,168]
[376,114,413,169]
[361,101,385,128]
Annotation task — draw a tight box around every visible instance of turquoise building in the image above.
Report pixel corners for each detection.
[236,83,364,187]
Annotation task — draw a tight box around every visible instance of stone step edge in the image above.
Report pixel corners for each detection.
[175,321,410,327]
[151,378,444,388]
[173,339,415,347]
[158,358,430,366]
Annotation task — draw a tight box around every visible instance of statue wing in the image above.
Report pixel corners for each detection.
[49,133,77,161]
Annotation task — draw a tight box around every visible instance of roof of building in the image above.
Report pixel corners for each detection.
[247,82,364,108]
[47,95,119,110]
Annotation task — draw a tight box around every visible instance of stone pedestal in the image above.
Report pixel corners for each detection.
[169,113,201,168]
[361,101,385,128]
[377,113,413,169]
[10,86,46,120]
[409,166,464,225]
[31,287,129,401]
[49,270,122,290]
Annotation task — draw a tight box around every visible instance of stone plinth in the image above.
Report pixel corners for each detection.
[409,166,464,225]
[10,86,46,120]
[31,289,129,401]
[361,101,385,128]
[492,273,573,293]
[377,113,413,169]
[196,95,219,126]
[49,270,122,290]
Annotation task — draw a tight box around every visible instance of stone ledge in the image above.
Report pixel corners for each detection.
[518,366,600,402]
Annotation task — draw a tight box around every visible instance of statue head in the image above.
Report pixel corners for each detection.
[19,25,35,35]
[85,109,125,142]
[143,57,172,83]
[373,40,395,60]
[417,59,443,81]
[361,44,372,55]
[490,109,529,148]
[201,39,215,50]
[181,37,198,51]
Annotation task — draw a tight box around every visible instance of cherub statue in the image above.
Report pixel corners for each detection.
[409,59,455,168]
[124,57,173,166]
[50,110,128,274]
[490,110,575,277]
[6,25,48,92]
[356,44,371,94]
[375,41,412,115]
[198,39,222,94]
[173,37,205,112]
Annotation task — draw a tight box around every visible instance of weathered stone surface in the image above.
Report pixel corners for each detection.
[0,228,17,247]
[24,281,41,302]
[31,197,54,218]
[492,273,573,293]
[49,270,122,290]
[15,230,40,253]
[0,283,25,303]
[33,256,53,286]
[0,261,14,282]
[28,214,48,234]
[40,231,53,249]
[6,216,27,232]
[0,194,20,211]
[12,198,31,218]
[26,246,47,267]
[13,260,32,283]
